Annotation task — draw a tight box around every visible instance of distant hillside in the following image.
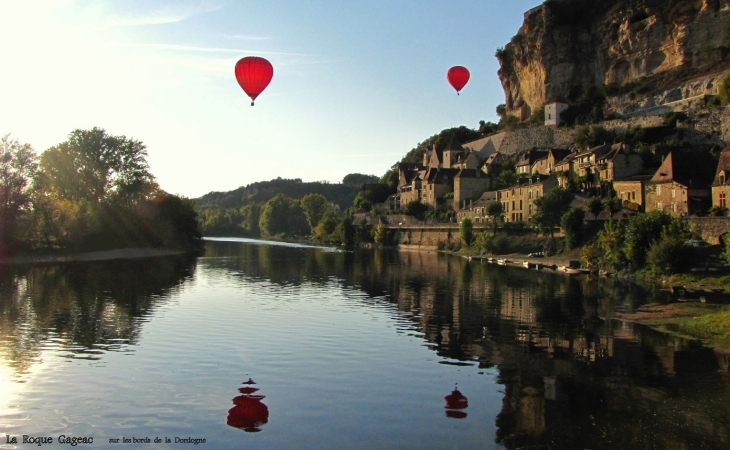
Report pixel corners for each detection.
[196,177,361,210]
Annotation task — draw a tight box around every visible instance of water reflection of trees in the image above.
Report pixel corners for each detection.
[0,255,196,375]
[205,240,730,448]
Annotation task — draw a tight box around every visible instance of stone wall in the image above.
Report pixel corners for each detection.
[684,217,730,244]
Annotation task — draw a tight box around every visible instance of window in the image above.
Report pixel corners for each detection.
[657,202,662,210]
[631,191,636,200]
[720,172,726,184]
[519,200,523,210]
[672,189,676,198]
[720,192,727,208]
[657,186,661,195]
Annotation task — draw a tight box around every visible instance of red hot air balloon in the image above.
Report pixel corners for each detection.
[447,66,470,95]
[235,57,274,106]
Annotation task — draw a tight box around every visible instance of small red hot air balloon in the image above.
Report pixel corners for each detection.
[447,66,470,95]
[235,57,274,106]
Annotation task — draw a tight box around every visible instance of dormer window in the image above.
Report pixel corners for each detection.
[720,172,726,185]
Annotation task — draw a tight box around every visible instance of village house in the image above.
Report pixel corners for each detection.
[531,148,571,176]
[612,174,653,212]
[711,147,730,212]
[455,191,499,223]
[499,175,558,223]
[515,148,549,177]
[453,168,493,211]
[644,151,717,217]
[396,132,508,213]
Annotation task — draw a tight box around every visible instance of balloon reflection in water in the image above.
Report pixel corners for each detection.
[444,385,468,419]
[227,378,270,432]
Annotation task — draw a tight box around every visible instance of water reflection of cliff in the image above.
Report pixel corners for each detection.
[0,255,196,376]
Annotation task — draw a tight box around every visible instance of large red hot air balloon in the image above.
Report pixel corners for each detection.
[235,57,274,106]
[447,66,470,95]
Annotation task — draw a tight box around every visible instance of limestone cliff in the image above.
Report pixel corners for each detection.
[498,0,730,118]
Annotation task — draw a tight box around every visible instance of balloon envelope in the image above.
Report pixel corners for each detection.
[447,66,470,94]
[235,57,274,105]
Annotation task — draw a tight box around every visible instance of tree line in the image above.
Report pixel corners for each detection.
[0,129,202,255]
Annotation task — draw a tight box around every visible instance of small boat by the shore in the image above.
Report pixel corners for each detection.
[523,261,536,269]
[559,266,581,274]
[497,259,509,266]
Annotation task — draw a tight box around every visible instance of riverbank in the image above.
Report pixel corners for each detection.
[0,248,186,265]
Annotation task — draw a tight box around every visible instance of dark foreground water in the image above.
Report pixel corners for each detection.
[1,238,729,449]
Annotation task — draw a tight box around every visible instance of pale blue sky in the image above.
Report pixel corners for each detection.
[0,0,541,198]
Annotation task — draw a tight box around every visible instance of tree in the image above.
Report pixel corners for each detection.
[37,128,155,205]
[342,173,379,187]
[602,195,623,219]
[460,218,474,247]
[532,187,573,237]
[402,200,429,221]
[259,193,308,238]
[300,193,329,232]
[561,207,585,249]
[486,201,504,234]
[622,210,674,268]
[646,219,692,274]
[0,134,38,253]
[588,196,603,220]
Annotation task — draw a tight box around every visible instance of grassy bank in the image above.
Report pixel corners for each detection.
[636,303,730,352]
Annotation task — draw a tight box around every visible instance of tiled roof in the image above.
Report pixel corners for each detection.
[649,151,717,188]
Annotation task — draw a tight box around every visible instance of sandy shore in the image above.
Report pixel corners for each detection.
[1,248,186,265]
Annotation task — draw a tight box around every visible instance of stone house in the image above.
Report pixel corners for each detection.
[482,151,504,175]
[612,175,653,211]
[453,168,493,211]
[398,163,426,206]
[554,152,578,187]
[420,168,460,208]
[545,102,569,126]
[531,148,572,176]
[711,147,730,211]
[645,151,717,217]
[499,175,559,223]
[455,191,499,224]
[516,148,549,177]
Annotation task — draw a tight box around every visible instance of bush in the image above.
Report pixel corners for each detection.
[646,237,692,274]
[484,233,511,254]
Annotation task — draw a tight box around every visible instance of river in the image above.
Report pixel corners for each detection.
[0,237,728,449]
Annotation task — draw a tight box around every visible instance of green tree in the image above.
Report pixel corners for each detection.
[622,210,674,268]
[0,135,38,253]
[486,201,504,234]
[561,207,585,249]
[532,187,572,237]
[259,193,308,238]
[342,173,379,187]
[597,220,625,271]
[645,219,692,274]
[460,217,474,247]
[602,195,623,219]
[402,200,429,221]
[38,128,155,205]
[239,204,261,236]
[300,193,329,232]
[588,196,603,220]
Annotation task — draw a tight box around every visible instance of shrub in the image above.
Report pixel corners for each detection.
[484,233,511,254]
[561,207,585,249]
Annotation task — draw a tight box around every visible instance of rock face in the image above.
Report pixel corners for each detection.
[498,0,730,118]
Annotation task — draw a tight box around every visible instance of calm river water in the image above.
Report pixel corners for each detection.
[1,238,729,449]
